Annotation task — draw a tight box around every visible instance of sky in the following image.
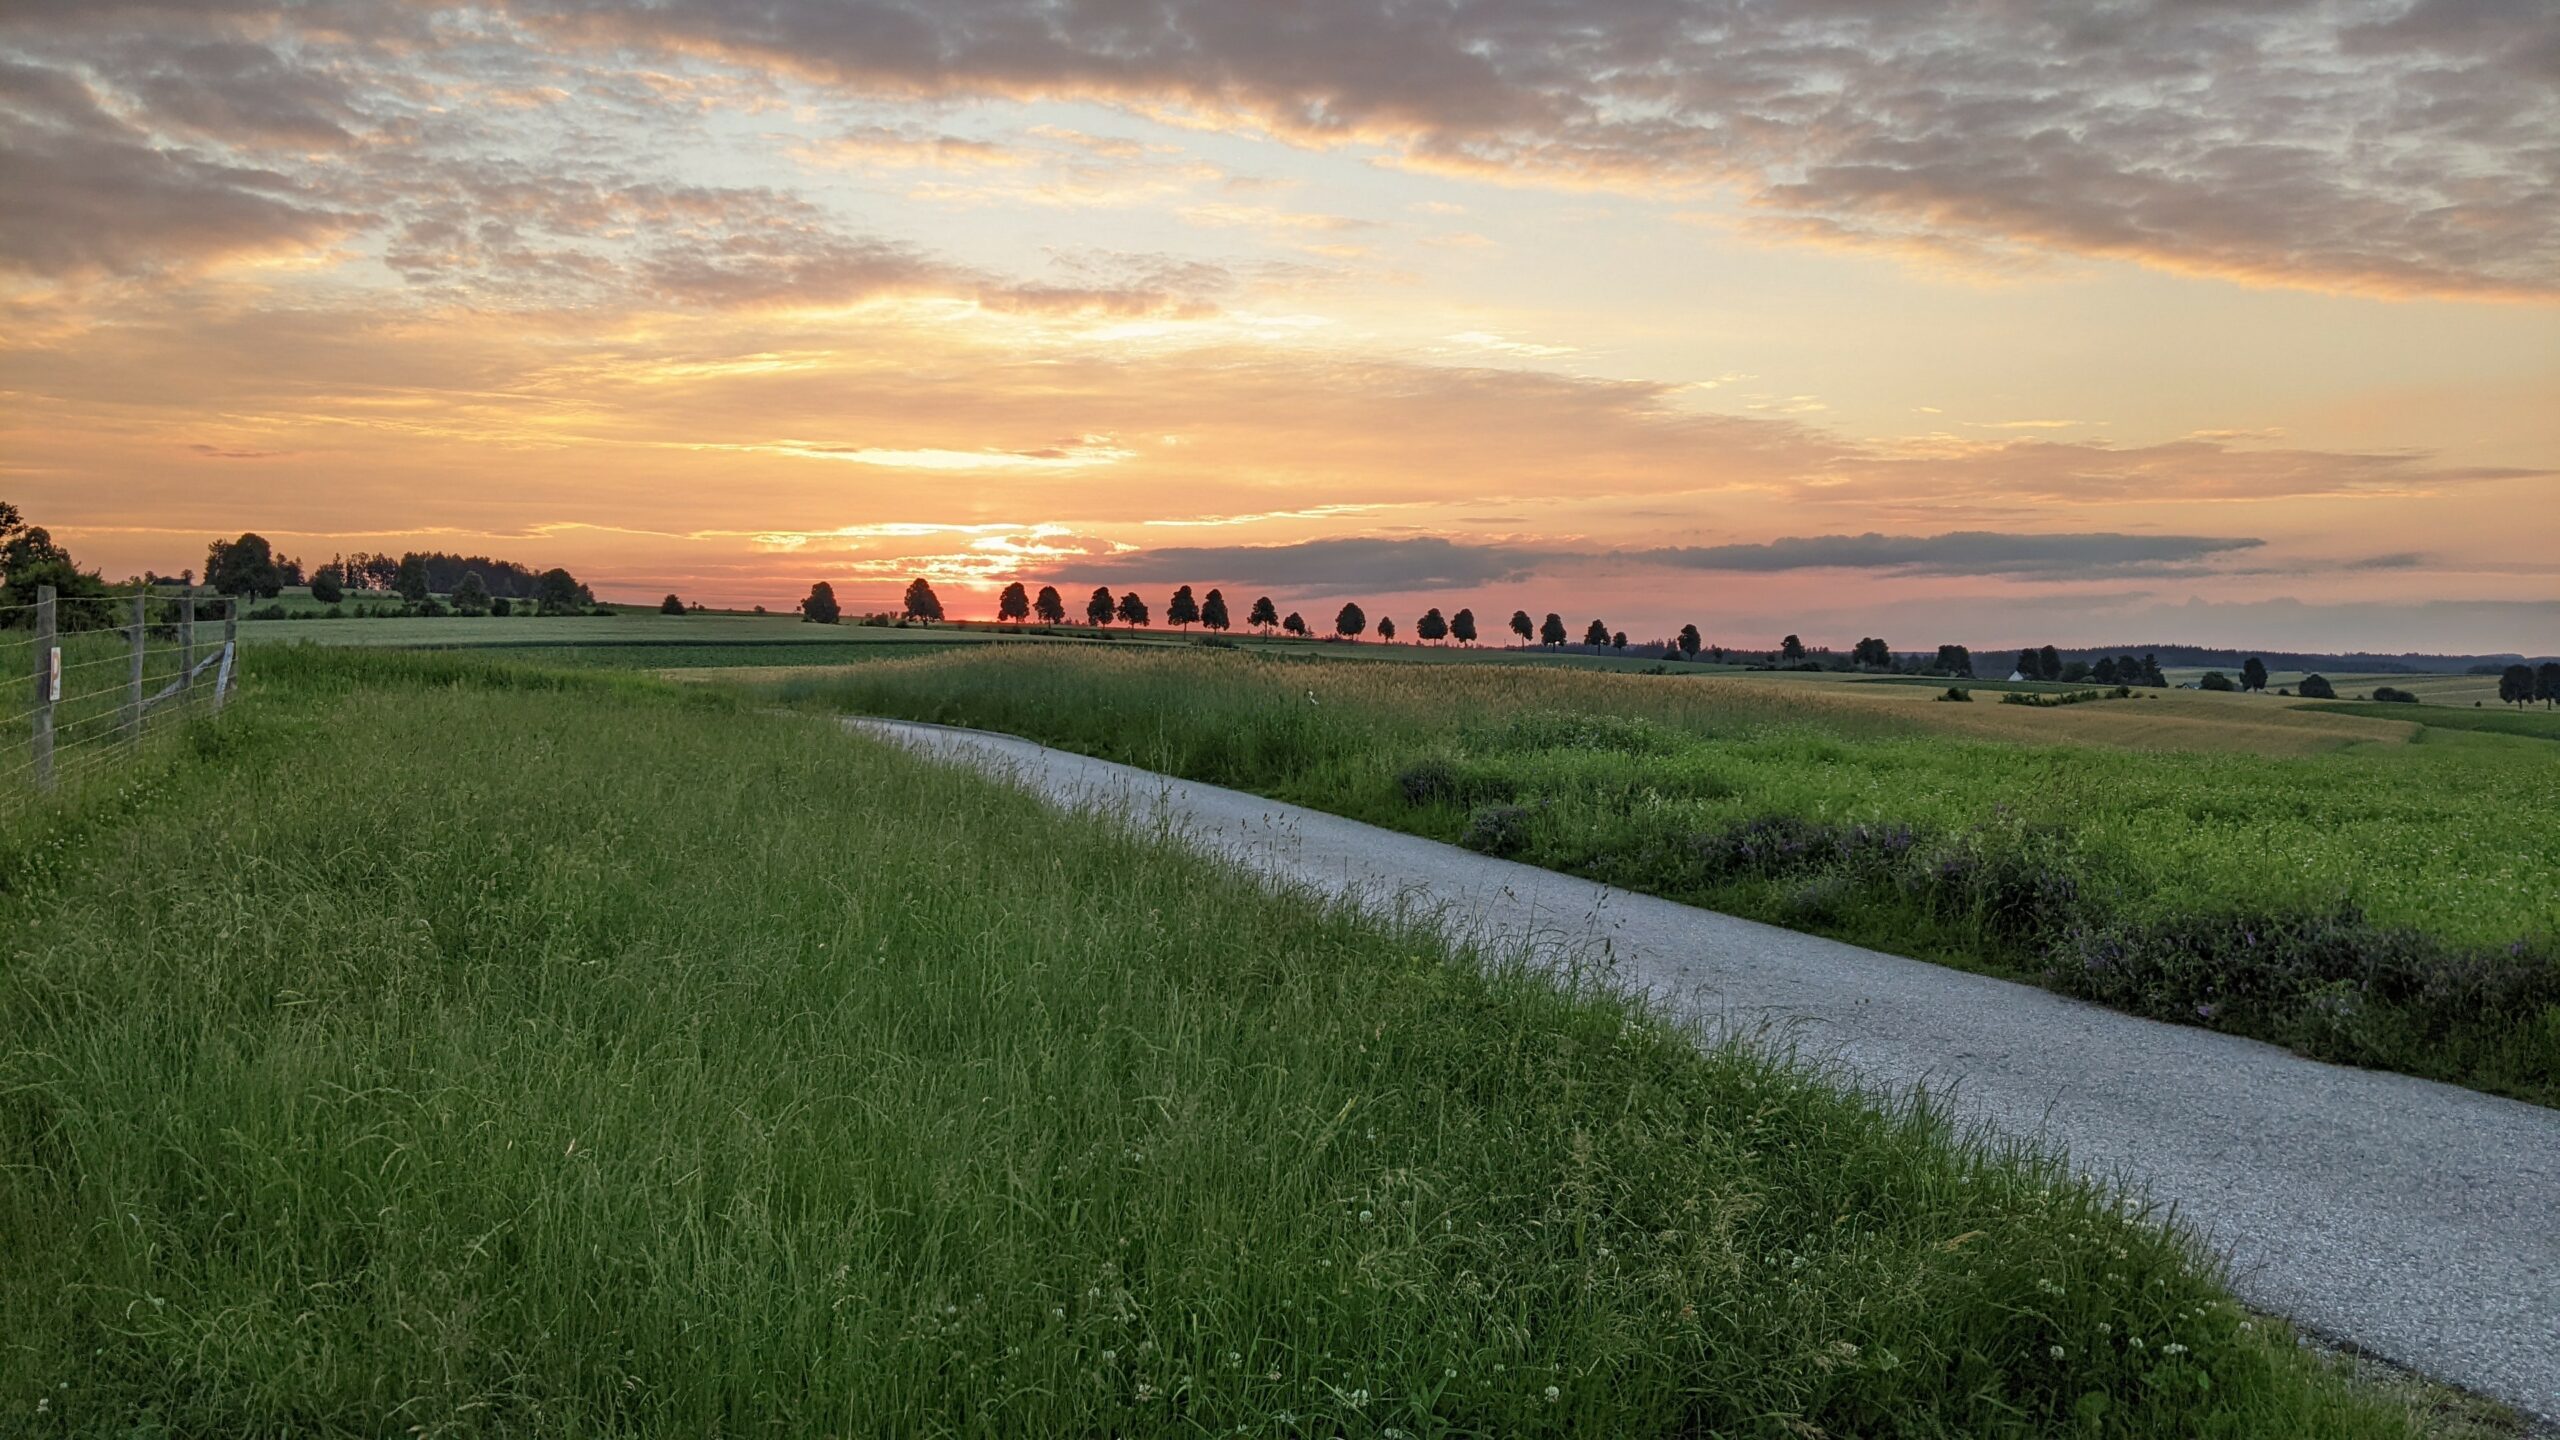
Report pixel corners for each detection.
[3,0,2555,653]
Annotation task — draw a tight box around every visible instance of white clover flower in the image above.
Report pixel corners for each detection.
[1544,1385,1561,1403]
[2048,1346,2065,1360]
[2161,1342,2188,1356]
[1358,1209,1375,1224]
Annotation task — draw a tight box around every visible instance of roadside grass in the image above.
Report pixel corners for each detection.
[777,647,2560,1104]
[0,648,2503,1438]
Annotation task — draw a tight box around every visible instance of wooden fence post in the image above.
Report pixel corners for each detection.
[124,590,146,737]
[215,594,238,714]
[180,591,196,704]
[30,583,55,790]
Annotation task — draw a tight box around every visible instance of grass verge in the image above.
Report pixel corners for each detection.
[0,649,2506,1436]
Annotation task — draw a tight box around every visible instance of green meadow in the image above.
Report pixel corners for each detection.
[0,649,2524,1437]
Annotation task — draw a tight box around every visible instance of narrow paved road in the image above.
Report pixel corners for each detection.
[851,718,2560,1422]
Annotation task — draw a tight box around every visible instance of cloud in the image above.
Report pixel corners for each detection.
[1636,532,2266,580]
[1056,535,1555,589]
[514,0,2560,301]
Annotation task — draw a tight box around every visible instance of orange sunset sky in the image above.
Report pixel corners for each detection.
[4,0,2555,651]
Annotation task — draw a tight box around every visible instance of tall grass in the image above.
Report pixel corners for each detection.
[778,647,2560,1103]
[0,651,2485,1436]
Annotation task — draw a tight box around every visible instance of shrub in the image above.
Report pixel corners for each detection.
[2199,671,2235,692]
[1937,686,1972,702]
[1396,757,1461,806]
[1459,803,1533,857]
[491,596,512,617]
[2371,686,2418,703]
[2298,673,2337,700]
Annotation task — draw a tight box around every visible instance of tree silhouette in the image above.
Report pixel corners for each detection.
[659,592,685,616]
[207,532,285,598]
[801,581,840,624]
[394,554,432,603]
[2242,657,2269,692]
[453,572,490,614]
[2200,670,2234,691]
[902,578,944,624]
[2538,662,2560,708]
[1781,634,1806,661]
[2298,673,2337,700]
[1335,601,1367,640]
[1283,611,1308,637]
[1378,616,1397,642]
[1034,584,1066,625]
[1582,618,1609,646]
[1249,595,1279,634]
[1417,607,1448,643]
[2037,644,2061,681]
[1168,584,1200,630]
[1087,586,1115,627]
[1934,643,1971,677]
[1201,588,1230,631]
[1852,637,1891,667]
[2141,653,2166,687]
[997,581,1031,626]
[1509,610,1534,645]
[309,566,344,604]
[1540,613,1567,647]
[1116,590,1150,627]
[534,568,585,614]
[2092,656,2118,684]
[1678,624,1701,659]
[2498,664,2534,707]
[1451,608,1477,646]
[1611,630,1627,651]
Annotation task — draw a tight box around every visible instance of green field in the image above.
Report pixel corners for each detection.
[781,647,2560,1103]
[6,649,2510,1436]
[2301,701,2560,741]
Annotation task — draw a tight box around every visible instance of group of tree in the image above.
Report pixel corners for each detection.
[2009,645,2170,687]
[2498,663,2560,707]
[0,500,112,621]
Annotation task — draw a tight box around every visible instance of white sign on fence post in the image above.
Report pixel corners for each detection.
[215,641,236,701]
[47,646,60,702]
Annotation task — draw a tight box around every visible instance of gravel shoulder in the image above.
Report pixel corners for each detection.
[851,717,2560,1423]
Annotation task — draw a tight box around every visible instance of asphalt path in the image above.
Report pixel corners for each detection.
[851,717,2560,1421]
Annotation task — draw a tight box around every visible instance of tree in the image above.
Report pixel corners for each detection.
[1416,608,1448,644]
[2239,657,2269,692]
[902,577,944,624]
[1852,637,1891,668]
[1781,634,1806,661]
[2298,673,2338,700]
[1378,616,1397,642]
[1509,610,1534,645]
[1166,585,1200,631]
[1116,590,1151,627]
[2498,664,2535,707]
[0,503,110,622]
[2015,648,2039,680]
[1087,586,1116,627]
[801,580,840,624]
[2199,670,2234,691]
[1201,588,1230,632]
[2141,653,2166,687]
[454,571,492,615]
[1934,643,1971,677]
[1335,601,1366,640]
[1282,611,1307,637]
[1450,608,1477,646]
[207,533,285,598]
[1248,595,1279,634]
[491,597,512,617]
[1610,630,1627,651]
[1583,618,1609,647]
[2092,656,2118,684]
[395,554,433,604]
[2538,662,2560,708]
[656,591,685,616]
[309,566,344,604]
[1034,585,1066,625]
[2037,644,2062,681]
[1678,624,1702,659]
[1540,613,1567,647]
[997,581,1031,626]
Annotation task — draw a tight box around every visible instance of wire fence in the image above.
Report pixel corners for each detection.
[3,586,241,796]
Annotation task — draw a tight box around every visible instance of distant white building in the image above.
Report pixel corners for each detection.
[2007,670,2027,682]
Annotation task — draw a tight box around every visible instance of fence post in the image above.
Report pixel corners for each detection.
[30,583,55,791]
[124,590,146,737]
[180,591,196,705]
[215,594,238,714]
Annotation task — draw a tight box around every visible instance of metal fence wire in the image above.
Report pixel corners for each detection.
[6,584,242,794]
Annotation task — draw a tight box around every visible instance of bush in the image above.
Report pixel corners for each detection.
[491,596,512,617]
[2298,673,2337,700]
[1937,687,1972,702]
[2371,686,2418,703]
[2198,671,2235,691]
[1458,803,1534,857]
[1396,757,1461,806]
